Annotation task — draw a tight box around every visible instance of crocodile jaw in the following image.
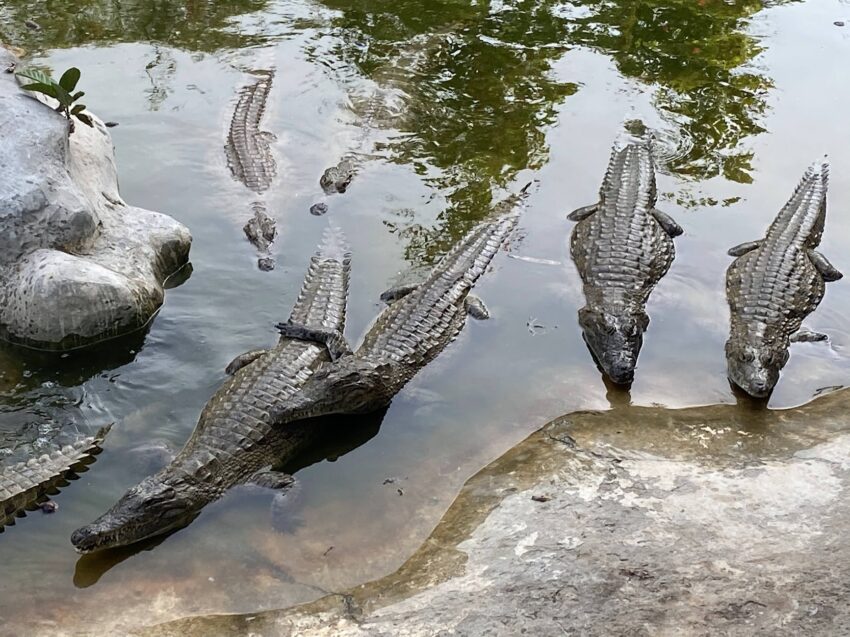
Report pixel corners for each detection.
[71,475,201,553]
[578,308,648,386]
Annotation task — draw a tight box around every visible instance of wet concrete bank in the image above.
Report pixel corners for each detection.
[137,386,850,636]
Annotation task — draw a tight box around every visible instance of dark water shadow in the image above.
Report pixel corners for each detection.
[0,328,149,401]
[72,408,388,587]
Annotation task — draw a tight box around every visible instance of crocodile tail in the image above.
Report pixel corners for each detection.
[288,224,352,332]
[600,121,656,213]
[433,192,524,288]
[0,425,111,531]
[772,157,830,244]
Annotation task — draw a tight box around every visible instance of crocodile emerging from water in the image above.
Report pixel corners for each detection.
[568,124,683,386]
[2,426,111,531]
[71,227,351,553]
[725,159,842,398]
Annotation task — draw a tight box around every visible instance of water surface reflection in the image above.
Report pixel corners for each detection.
[0,0,849,633]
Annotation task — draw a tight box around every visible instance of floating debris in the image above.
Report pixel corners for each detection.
[526,317,545,335]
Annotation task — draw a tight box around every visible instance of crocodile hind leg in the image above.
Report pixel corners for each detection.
[728,240,761,257]
[464,295,490,320]
[270,478,303,533]
[650,208,684,237]
[808,249,843,282]
[567,203,598,222]
[225,349,267,375]
[380,284,419,304]
[275,322,352,360]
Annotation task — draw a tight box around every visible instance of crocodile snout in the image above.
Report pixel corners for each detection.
[603,356,636,386]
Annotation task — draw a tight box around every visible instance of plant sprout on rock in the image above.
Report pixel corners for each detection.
[15,66,93,134]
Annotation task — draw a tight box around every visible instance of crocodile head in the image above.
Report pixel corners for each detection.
[725,340,789,398]
[71,474,201,553]
[579,308,649,386]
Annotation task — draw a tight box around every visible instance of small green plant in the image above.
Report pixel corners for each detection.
[16,67,93,133]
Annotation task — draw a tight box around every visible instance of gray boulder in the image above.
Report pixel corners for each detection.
[0,49,191,350]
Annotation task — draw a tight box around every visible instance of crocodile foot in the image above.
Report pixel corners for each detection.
[275,322,352,360]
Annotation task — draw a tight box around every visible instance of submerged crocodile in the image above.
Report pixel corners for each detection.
[568,124,682,385]
[243,201,277,271]
[71,227,351,553]
[2,426,111,531]
[725,159,842,398]
[224,70,276,194]
[225,71,280,270]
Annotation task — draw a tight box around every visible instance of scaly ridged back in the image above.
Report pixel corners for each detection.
[359,206,520,365]
[1,426,111,530]
[168,227,351,489]
[727,160,830,338]
[288,224,352,333]
[224,70,276,194]
[571,131,674,311]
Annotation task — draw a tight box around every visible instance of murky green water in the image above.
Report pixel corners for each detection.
[1,0,850,632]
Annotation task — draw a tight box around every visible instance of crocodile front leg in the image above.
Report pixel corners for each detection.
[464,294,490,320]
[808,249,843,282]
[651,208,684,238]
[790,328,828,343]
[275,322,352,360]
[728,240,761,257]
[567,203,598,221]
[247,469,295,490]
[225,349,267,375]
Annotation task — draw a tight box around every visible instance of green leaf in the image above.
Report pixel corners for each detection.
[71,91,85,101]
[19,81,58,99]
[71,104,86,114]
[58,67,80,92]
[74,112,94,127]
[16,68,54,86]
[53,83,73,108]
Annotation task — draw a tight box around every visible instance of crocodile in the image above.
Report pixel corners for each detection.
[270,189,525,422]
[224,70,277,194]
[725,159,842,398]
[568,124,683,386]
[2,425,111,531]
[71,191,523,554]
[243,201,277,271]
[71,227,351,553]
